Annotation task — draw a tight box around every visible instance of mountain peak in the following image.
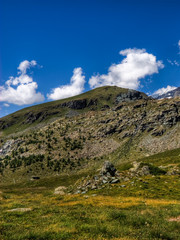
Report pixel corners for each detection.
[155,87,180,99]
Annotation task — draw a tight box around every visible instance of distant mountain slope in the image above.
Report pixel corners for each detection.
[0,86,149,136]
[0,86,179,183]
[156,87,180,99]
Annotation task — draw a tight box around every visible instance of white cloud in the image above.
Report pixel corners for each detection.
[178,40,180,54]
[3,103,10,107]
[89,48,164,90]
[0,60,44,106]
[152,85,177,97]
[18,60,37,75]
[47,67,85,100]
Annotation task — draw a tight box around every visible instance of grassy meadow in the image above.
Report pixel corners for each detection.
[0,172,180,240]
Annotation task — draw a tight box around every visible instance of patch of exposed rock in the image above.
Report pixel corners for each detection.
[0,139,23,156]
[7,208,32,212]
[129,161,151,176]
[54,186,67,195]
[166,166,180,175]
[116,90,149,103]
[72,161,169,194]
[60,99,97,110]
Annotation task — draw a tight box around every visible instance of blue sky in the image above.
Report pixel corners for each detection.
[0,0,180,117]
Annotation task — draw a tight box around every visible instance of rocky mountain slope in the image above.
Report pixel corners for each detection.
[0,86,179,184]
[0,86,148,135]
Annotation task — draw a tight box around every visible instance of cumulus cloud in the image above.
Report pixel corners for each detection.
[0,60,44,106]
[47,67,85,100]
[152,85,177,97]
[89,48,164,90]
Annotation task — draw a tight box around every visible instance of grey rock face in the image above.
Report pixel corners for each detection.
[0,140,14,156]
[100,161,117,176]
[61,99,87,109]
[0,139,22,156]
[61,98,98,110]
[116,90,149,103]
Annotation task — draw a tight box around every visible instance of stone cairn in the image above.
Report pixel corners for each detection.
[73,161,120,194]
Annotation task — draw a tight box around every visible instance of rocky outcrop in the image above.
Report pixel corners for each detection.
[0,139,23,156]
[23,112,44,124]
[0,120,16,130]
[61,99,87,109]
[60,98,98,110]
[116,90,149,103]
[97,99,180,138]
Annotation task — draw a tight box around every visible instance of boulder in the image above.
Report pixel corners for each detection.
[54,186,67,195]
[101,161,117,177]
[139,166,150,176]
[130,161,141,172]
[111,179,120,184]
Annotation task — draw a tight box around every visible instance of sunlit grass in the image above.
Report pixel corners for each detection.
[0,185,180,240]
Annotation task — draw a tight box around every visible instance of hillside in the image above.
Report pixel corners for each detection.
[0,86,148,136]
[0,86,179,183]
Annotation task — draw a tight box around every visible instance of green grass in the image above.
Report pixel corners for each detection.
[0,179,180,240]
[137,148,180,166]
[0,145,180,240]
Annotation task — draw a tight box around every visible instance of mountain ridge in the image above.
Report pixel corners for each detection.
[0,86,149,136]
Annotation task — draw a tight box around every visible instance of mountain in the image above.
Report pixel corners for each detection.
[0,86,148,135]
[0,86,179,183]
[155,87,180,99]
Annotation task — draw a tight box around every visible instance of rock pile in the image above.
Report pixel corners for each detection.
[72,160,171,194]
[73,161,120,194]
[129,161,150,176]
